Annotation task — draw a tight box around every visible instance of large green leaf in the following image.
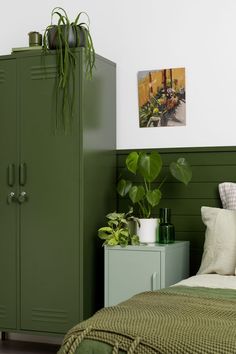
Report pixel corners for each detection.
[98,226,113,233]
[118,237,129,247]
[126,152,139,174]
[138,151,162,182]
[107,220,118,228]
[106,211,125,220]
[98,227,113,240]
[117,179,132,197]
[169,158,192,185]
[131,234,140,245]
[107,238,119,246]
[119,229,129,237]
[146,189,162,207]
[129,185,145,204]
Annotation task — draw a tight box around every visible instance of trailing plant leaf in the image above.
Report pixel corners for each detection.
[107,212,125,220]
[98,227,113,240]
[119,233,129,247]
[131,235,140,245]
[169,158,192,185]
[107,238,119,246]
[126,207,134,217]
[120,229,129,236]
[107,220,119,228]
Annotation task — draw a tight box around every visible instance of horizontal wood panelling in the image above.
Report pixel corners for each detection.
[175,232,205,248]
[118,165,236,182]
[118,198,221,215]
[116,147,236,275]
[117,149,236,166]
[161,183,219,199]
[117,181,220,199]
[172,216,205,232]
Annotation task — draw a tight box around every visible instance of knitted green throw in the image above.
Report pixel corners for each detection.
[60,286,236,354]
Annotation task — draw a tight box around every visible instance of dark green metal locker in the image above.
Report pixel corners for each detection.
[0,49,116,335]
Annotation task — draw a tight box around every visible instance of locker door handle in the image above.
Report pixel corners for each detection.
[18,191,28,204]
[7,192,17,204]
[7,164,15,187]
[19,163,27,186]
[151,272,158,291]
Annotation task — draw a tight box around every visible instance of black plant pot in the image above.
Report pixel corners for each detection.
[47,25,86,50]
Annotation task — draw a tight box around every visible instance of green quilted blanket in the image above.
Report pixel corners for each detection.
[60,286,236,354]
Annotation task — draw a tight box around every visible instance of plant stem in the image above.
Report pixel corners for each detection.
[144,178,149,193]
[158,175,167,190]
[138,201,146,218]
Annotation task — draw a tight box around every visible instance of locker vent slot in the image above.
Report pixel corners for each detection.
[32,308,67,323]
[0,305,6,319]
[31,66,57,80]
[0,70,5,84]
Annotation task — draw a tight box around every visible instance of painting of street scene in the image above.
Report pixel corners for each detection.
[138,68,186,127]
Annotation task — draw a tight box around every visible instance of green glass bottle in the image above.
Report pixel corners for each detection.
[159,208,175,244]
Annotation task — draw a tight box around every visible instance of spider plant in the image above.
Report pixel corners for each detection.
[43,7,95,132]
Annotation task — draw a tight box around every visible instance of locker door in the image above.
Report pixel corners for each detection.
[19,53,81,333]
[0,58,18,329]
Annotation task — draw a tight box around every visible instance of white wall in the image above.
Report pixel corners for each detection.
[1,0,236,149]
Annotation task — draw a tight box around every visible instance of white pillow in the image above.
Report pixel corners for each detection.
[197,206,236,275]
[219,182,236,209]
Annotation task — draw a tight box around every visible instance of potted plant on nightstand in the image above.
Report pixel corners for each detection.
[117,151,192,243]
[98,209,140,247]
[43,7,95,132]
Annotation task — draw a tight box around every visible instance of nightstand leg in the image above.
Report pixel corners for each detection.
[1,332,7,341]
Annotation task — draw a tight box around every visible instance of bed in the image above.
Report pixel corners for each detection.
[59,197,236,354]
[58,274,236,354]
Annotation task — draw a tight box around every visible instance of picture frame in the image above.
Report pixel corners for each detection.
[138,67,186,128]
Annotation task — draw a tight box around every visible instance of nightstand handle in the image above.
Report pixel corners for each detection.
[151,272,158,291]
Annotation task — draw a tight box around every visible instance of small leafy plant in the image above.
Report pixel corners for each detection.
[117,151,192,218]
[43,7,95,132]
[98,209,140,247]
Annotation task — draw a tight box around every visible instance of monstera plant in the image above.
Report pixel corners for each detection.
[117,151,192,243]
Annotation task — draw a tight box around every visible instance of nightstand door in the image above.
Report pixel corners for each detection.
[105,249,161,306]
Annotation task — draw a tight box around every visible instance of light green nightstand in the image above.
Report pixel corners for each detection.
[105,241,189,307]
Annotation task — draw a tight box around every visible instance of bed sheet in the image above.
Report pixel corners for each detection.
[175,273,236,289]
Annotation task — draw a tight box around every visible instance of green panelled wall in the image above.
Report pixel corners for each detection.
[117,147,236,274]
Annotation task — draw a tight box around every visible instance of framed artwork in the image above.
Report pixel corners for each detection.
[138,67,186,128]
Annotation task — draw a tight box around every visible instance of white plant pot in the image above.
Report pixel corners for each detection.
[137,218,159,244]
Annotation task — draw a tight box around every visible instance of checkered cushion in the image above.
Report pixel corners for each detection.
[218,182,236,275]
[219,182,236,209]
